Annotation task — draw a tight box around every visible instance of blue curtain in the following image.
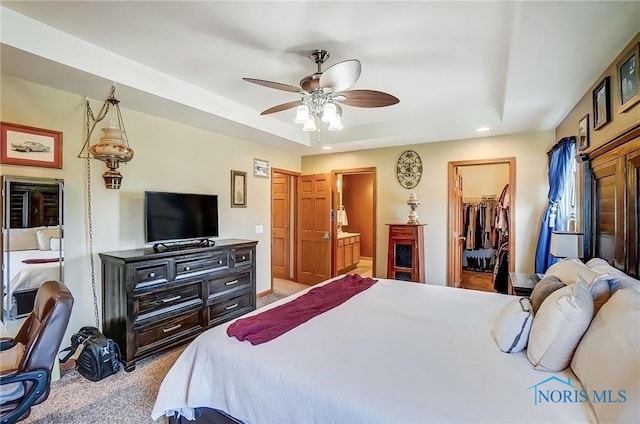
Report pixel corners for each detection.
[534,137,576,273]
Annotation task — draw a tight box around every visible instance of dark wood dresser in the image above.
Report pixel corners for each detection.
[99,239,257,371]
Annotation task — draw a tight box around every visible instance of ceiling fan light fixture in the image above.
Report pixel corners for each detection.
[321,102,337,123]
[328,115,343,131]
[302,118,317,132]
[294,103,310,124]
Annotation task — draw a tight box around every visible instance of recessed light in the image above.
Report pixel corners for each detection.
[322,146,333,150]
[476,127,490,132]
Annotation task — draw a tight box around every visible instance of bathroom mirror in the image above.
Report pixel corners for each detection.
[1,175,63,319]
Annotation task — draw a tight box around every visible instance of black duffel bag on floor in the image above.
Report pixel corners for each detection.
[59,326,121,381]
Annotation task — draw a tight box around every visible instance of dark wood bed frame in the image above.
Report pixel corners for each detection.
[168,123,640,424]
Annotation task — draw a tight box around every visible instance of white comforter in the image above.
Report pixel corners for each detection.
[152,279,593,423]
[3,250,63,310]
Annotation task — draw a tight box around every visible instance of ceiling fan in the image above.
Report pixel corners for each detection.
[243,49,399,131]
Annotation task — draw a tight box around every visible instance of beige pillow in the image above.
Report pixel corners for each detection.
[544,258,604,286]
[36,227,61,250]
[4,228,40,251]
[530,275,565,314]
[49,237,62,251]
[527,283,593,371]
[571,288,640,423]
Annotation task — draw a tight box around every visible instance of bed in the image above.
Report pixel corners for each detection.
[2,225,63,318]
[153,277,603,423]
[153,127,640,423]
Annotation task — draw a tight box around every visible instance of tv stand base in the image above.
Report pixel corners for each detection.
[153,238,215,252]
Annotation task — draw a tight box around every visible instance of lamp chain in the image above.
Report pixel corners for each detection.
[84,98,111,329]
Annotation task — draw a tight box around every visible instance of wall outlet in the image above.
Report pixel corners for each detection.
[255,225,263,234]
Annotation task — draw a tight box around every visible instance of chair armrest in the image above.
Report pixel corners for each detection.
[0,337,16,351]
[0,368,50,424]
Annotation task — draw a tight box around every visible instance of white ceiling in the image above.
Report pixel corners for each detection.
[1,1,639,155]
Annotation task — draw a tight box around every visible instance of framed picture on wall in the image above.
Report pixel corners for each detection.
[253,158,270,178]
[592,76,611,131]
[617,43,639,113]
[578,114,589,151]
[231,170,247,208]
[0,122,63,169]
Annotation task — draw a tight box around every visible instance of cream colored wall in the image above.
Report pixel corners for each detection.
[0,75,301,337]
[460,164,509,200]
[302,131,554,284]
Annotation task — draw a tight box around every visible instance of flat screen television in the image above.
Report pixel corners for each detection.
[145,191,219,243]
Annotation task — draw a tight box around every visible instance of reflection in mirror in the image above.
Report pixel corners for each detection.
[2,176,64,320]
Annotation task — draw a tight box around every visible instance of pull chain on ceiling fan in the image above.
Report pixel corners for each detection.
[243,49,399,132]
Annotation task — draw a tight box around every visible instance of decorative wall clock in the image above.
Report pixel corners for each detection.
[396,150,423,189]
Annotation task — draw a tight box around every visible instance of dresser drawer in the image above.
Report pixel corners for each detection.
[208,292,253,326]
[207,271,252,300]
[233,248,253,265]
[390,226,416,238]
[175,252,228,277]
[132,261,170,290]
[135,308,202,356]
[136,281,203,322]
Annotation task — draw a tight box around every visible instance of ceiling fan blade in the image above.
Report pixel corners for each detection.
[319,59,361,93]
[338,90,400,108]
[260,100,301,115]
[243,78,302,93]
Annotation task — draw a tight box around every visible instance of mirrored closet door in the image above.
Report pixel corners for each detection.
[1,175,63,319]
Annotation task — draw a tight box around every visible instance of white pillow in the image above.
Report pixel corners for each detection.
[49,237,63,251]
[586,258,640,293]
[527,283,593,371]
[571,288,640,423]
[492,298,533,353]
[36,228,61,250]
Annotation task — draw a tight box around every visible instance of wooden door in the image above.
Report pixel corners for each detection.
[271,172,290,279]
[627,149,640,277]
[452,168,464,287]
[297,174,331,285]
[591,157,625,269]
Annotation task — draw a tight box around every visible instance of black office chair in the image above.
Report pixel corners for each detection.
[0,280,74,424]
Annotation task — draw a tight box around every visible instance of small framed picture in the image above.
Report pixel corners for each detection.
[1,122,63,169]
[592,76,611,131]
[231,170,247,208]
[578,114,589,151]
[253,158,270,178]
[617,43,639,113]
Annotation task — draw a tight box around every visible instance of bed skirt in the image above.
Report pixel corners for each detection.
[167,408,241,424]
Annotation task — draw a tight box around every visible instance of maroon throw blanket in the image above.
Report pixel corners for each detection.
[22,257,63,264]
[227,274,377,345]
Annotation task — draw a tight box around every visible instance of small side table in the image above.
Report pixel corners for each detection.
[508,272,543,297]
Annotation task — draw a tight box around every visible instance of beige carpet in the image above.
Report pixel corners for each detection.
[23,285,306,424]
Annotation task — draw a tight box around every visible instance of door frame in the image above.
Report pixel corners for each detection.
[330,167,377,277]
[446,158,516,287]
[270,168,299,293]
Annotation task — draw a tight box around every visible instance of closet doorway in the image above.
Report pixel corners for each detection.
[447,158,516,291]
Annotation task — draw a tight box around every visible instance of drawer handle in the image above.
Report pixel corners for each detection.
[148,272,156,278]
[184,266,191,271]
[217,260,223,265]
[225,303,239,310]
[162,295,182,303]
[225,279,239,286]
[240,255,246,260]
[162,324,182,333]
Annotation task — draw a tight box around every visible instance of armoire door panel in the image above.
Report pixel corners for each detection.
[592,157,625,269]
[627,149,640,277]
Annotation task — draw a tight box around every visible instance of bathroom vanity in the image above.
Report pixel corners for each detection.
[336,232,361,275]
